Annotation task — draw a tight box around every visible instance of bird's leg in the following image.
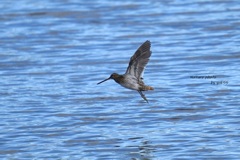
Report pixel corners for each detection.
[137,90,148,103]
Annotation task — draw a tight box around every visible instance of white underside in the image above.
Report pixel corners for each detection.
[119,74,139,90]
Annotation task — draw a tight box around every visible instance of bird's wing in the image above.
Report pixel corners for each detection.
[125,40,151,80]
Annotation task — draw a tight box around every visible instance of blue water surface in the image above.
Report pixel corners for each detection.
[0,0,240,159]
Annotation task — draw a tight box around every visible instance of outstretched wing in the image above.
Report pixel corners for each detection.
[125,40,151,80]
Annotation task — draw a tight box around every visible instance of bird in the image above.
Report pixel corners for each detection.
[97,40,154,103]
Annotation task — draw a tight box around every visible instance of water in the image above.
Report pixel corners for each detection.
[1,0,240,159]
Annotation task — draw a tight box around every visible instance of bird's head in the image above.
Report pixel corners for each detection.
[97,73,119,84]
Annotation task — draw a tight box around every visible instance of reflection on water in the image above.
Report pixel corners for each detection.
[0,0,240,159]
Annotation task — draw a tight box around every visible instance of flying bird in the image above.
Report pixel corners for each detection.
[97,40,153,103]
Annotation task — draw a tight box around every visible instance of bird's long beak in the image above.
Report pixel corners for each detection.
[97,77,111,85]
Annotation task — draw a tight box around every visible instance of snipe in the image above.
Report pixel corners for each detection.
[97,40,153,103]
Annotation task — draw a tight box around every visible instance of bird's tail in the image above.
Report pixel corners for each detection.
[143,85,154,91]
